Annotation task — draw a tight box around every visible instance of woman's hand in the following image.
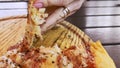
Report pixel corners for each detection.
[34,0,85,32]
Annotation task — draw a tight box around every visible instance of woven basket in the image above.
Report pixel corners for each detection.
[0,15,116,68]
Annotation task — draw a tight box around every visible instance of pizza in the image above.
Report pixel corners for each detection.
[0,0,116,68]
[0,39,116,68]
[0,38,92,68]
[26,0,48,47]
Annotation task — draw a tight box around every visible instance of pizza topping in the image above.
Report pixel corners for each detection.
[27,0,49,46]
[62,56,68,65]
[31,7,48,39]
[0,39,95,68]
[0,53,20,68]
[8,44,19,51]
[30,2,48,38]
[67,63,73,68]
[83,42,95,68]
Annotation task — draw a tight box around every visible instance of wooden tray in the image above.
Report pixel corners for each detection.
[0,16,116,68]
[0,15,93,54]
[0,15,27,55]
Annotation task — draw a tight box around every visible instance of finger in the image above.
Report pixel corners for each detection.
[34,0,74,8]
[58,0,85,22]
[65,0,85,12]
[41,8,64,32]
[57,11,76,23]
[47,0,85,22]
[41,9,76,33]
[41,0,85,32]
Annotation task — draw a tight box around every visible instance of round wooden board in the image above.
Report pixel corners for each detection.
[0,16,116,68]
[0,16,27,55]
[0,16,93,55]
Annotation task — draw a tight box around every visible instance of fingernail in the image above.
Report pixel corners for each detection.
[34,2,43,8]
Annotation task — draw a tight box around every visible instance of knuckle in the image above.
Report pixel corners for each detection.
[57,0,64,6]
[59,0,71,6]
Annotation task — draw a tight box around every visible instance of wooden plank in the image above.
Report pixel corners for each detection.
[1,7,120,16]
[0,2,27,9]
[0,0,18,1]
[0,1,119,9]
[0,0,27,2]
[66,16,120,27]
[104,45,120,68]
[84,1,120,7]
[1,2,120,16]
[0,9,27,18]
[83,27,120,44]
[73,7,120,16]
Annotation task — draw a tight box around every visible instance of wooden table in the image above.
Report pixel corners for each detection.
[0,1,120,67]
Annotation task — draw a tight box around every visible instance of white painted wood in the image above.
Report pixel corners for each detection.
[0,2,27,9]
[80,7,120,16]
[0,9,27,18]
[67,16,120,27]
[0,1,119,9]
[84,1,120,7]
[85,16,120,27]
[84,28,120,44]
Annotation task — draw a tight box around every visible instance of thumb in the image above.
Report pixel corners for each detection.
[34,0,74,8]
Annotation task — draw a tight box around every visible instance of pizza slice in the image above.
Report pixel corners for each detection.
[26,0,48,46]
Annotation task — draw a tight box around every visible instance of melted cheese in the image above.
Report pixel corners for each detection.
[0,43,91,68]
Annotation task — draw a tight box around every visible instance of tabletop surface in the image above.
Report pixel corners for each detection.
[0,1,120,67]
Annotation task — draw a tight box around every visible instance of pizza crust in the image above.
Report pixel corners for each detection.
[90,41,116,68]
